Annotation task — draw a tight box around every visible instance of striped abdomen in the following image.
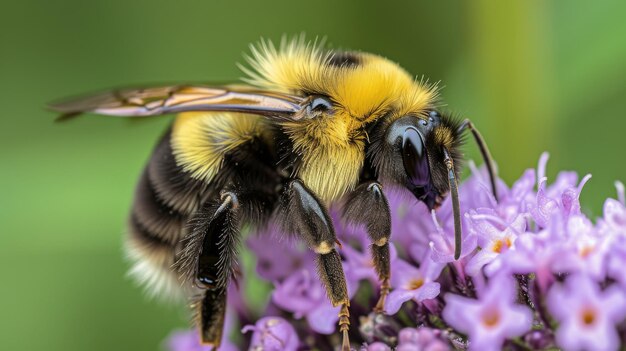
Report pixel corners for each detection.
[126,129,213,300]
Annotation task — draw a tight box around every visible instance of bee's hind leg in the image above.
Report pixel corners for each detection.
[174,190,242,347]
[343,181,391,313]
[281,180,352,351]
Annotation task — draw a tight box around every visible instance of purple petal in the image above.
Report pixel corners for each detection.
[167,330,212,351]
[247,225,314,282]
[389,259,422,289]
[602,286,626,322]
[442,294,482,334]
[398,328,422,344]
[603,198,626,231]
[385,289,415,315]
[272,269,324,316]
[166,329,237,351]
[465,249,499,277]
[501,304,534,338]
[531,181,559,228]
[245,316,300,351]
[365,342,392,351]
[414,282,441,302]
[306,304,340,335]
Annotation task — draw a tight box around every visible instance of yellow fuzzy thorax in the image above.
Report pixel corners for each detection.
[241,37,440,202]
[283,114,366,202]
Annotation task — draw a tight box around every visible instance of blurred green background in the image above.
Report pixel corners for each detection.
[2,1,625,350]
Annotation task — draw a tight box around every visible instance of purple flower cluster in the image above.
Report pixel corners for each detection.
[168,153,626,351]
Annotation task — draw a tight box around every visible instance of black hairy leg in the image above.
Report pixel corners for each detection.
[281,180,352,351]
[174,191,241,290]
[343,181,392,313]
[191,287,227,346]
[173,191,240,346]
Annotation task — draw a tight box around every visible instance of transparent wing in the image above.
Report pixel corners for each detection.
[48,85,307,121]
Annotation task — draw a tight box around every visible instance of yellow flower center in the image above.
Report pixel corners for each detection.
[492,237,512,253]
[482,309,500,328]
[579,245,594,258]
[408,278,424,290]
[581,307,596,325]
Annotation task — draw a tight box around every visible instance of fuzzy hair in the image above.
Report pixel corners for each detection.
[124,235,187,302]
[171,112,271,183]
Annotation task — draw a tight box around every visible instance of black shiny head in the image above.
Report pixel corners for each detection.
[368,109,464,258]
[375,110,463,210]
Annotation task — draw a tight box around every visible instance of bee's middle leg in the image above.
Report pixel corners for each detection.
[282,179,352,351]
[343,181,391,313]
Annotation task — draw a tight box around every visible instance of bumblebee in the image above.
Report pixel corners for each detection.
[50,38,497,350]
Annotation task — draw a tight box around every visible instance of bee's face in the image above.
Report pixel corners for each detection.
[373,110,463,210]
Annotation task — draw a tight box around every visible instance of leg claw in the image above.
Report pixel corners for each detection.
[341,329,351,351]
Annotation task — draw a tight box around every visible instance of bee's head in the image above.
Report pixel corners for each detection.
[371,110,464,210]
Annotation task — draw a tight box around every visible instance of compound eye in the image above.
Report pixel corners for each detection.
[302,95,333,119]
[310,95,333,112]
[402,127,430,186]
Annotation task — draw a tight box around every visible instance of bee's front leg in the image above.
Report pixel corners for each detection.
[281,180,352,351]
[343,181,391,313]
